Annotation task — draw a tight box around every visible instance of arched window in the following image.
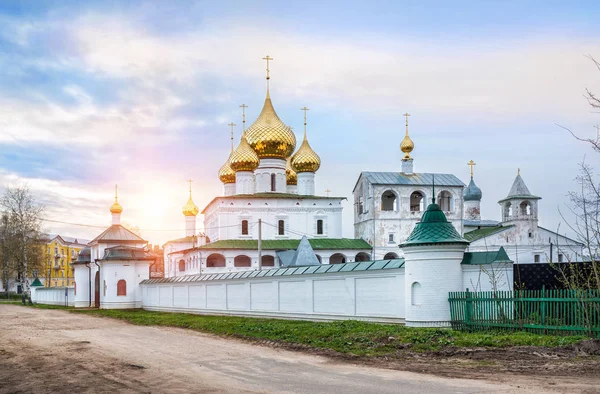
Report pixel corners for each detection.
[381,190,398,211]
[437,190,453,212]
[241,220,249,235]
[329,253,346,264]
[234,255,252,267]
[411,282,422,306]
[388,233,395,243]
[355,252,370,262]
[384,252,399,259]
[178,260,185,272]
[520,201,531,216]
[410,191,424,212]
[261,255,275,267]
[271,173,276,192]
[316,219,324,235]
[278,220,285,235]
[117,280,127,296]
[206,254,226,267]
[504,202,512,218]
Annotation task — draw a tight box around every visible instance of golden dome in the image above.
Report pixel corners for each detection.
[291,132,321,173]
[109,185,123,214]
[182,195,199,216]
[400,112,414,159]
[230,132,260,172]
[245,91,296,159]
[286,156,297,185]
[400,134,414,159]
[218,151,236,184]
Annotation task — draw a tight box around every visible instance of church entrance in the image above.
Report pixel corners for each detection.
[94,271,100,308]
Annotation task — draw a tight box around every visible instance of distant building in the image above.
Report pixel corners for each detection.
[42,234,89,287]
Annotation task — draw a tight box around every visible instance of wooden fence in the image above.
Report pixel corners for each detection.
[448,288,600,338]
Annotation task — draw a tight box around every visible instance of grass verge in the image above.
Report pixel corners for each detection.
[26,304,586,356]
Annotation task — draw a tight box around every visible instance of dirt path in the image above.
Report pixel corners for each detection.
[0,305,597,393]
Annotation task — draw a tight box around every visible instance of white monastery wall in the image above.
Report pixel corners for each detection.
[462,264,514,292]
[142,269,406,323]
[99,260,150,309]
[31,286,74,306]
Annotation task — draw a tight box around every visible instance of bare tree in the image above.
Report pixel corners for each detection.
[0,185,45,303]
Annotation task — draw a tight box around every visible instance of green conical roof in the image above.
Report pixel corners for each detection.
[401,203,469,247]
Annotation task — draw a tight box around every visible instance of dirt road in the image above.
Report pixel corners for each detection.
[0,305,595,393]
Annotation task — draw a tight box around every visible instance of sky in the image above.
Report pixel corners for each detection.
[1,0,599,245]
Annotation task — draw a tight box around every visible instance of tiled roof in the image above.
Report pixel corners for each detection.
[141,259,405,284]
[401,203,468,247]
[464,225,513,242]
[461,247,513,265]
[499,174,540,202]
[90,225,146,244]
[196,238,372,251]
[45,234,91,246]
[354,172,465,192]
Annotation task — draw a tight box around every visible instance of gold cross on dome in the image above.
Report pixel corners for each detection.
[240,104,248,131]
[187,179,193,192]
[467,160,476,178]
[301,106,309,125]
[262,55,273,80]
[325,189,332,197]
[403,113,410,126]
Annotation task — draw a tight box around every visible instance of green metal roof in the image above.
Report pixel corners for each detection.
[461,247,513,265]
[463,225,513,242]
[30,278,43,287]
[196,238,372,251]
[401,203,468,247]
[141,259,404,284]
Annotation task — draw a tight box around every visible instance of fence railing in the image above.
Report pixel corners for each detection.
[448,288,600,338]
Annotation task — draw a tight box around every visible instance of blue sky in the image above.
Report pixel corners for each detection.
[1,0,599,244]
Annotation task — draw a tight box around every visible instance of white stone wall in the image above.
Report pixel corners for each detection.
[204,197,344,242]
[223,183,236,196]
[254,159,287,193]
[32,287,74,306]
[462,264,514,292]
[297,172,315,196]
[168,248,373,276]
[235,171,255,195]
[73,263,97,307]
[142,269,406,323]
[99,260,150,309]
[354,181,464,259]
[185,216,196,237]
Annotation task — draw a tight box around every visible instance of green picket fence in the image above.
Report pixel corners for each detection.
[448,288,600,338]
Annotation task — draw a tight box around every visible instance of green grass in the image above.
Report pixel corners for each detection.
[26,305,586,356]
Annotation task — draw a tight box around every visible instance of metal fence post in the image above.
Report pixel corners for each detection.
[465,288,472,330]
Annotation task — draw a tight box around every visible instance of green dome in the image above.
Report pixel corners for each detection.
[401,203,469,247]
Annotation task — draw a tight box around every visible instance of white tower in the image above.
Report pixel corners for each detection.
[401,195,469,327]
[463,160,482,221]
[182,179,199,237]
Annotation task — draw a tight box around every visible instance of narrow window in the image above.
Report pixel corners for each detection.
[317,219,323,235]
[388,233,394,243]
[178,260,185,272]
[241,220,249,235]
[558,254,563,263]
[411,282,422,306]
[528,231,532,238]
[278,220,285,235]
[271,173,276,192]
[534,254,540,263]
[117,280,126,296]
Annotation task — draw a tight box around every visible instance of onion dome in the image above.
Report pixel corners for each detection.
[245,91,296,159]
[286,156,297,185]
[464,178,482,202]
[182,189,199,217]
[230,132,260,172]
[218,151,236,184]
[401,202,468,247]
[400,114,414,159]
[109,185,123,214]
[291,131,321,173]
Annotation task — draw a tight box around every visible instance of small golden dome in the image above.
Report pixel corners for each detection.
[286,156,297,185]
[218,151,236,184]
[230,132,260,172]
[245,91,296,159]
[182,195,199,216]
[291,132,321,173]
[109,185,123,214]
[109,200,123,214]
[400,134,414,159]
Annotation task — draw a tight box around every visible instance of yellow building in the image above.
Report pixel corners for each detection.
[43,235,89,287]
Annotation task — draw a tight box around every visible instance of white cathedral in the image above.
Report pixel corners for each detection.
[160,60,583,279]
